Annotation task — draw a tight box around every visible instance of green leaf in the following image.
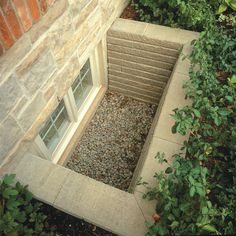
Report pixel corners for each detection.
[202,207,208,215]
[202,224,217,233]
[165,167,173,174]
[218,3,228,13]
[3,174,16,186]
[193,109,201,118]
[170,221,179,229]
[218,108,231,116]
[190,186,195,197]
[2,188,18,199]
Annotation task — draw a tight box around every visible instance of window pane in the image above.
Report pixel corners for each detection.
[82,69,93,94]
[73,83,84,107]
[71,75,81,93]
[39,100,70,152]
[72,59,93,109]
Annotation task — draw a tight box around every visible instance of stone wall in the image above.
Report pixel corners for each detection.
[0,0,129,166]
[107,19,182,104]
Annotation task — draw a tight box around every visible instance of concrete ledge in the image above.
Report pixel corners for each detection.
[1,20,198,236]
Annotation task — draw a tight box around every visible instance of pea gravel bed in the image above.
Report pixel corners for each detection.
[66,91,157,191]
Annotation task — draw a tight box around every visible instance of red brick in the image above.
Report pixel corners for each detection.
[27,0,40,22]
[0,11,14,48]
[0,41,4,56]
[0,0,22,39]
[13,0,32,32]
[39,0,48,14]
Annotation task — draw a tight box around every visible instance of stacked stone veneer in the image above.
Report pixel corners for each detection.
[107,19,182,104]
[0,0,129,165]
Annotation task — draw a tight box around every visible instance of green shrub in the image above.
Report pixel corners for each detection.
[141,17,236,236]
[0,174,57,236]
[132,0,221,31]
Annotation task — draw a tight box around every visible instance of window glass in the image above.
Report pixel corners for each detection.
[72,59,93,109]
[39,100,69,152]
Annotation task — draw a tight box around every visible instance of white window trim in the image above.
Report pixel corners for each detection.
[35,39,106,163]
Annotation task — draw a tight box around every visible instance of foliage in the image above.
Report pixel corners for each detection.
[218,0,236,13]
[133,1,236,235]
[0,174,58,236]
[132,0,221,31]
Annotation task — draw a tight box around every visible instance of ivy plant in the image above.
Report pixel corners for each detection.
[0,174,58,236]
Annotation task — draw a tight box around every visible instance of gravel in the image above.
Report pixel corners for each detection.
[66,91,157,191]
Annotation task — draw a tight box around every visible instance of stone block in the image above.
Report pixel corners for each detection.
[135,137,183,193]
[17,92,46,132]
[48,11,75,68]
[11,154,71,204]
[0,74,23,120]
[54,54,81,98]
[11,96,28,117]
[0,116,23,163]
[74,0,98,29]
[144,23,198,47]
[29,0,68,43]
[16,49,56,95]
[0,35,31,80]
[54,171,147,236]
[23,95,58,141]
[153,72,190,144]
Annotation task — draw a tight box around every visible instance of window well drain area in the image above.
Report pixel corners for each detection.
[66,91,157,191]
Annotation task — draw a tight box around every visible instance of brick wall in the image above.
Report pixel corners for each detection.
[0,0,56,55]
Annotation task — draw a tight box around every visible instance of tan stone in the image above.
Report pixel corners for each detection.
[11,96,28,117]
[54,54,81,98]
[0,74,23,121]
[29,0,69,43]
[0,35,32,80]
[74,0,98,29]
[0,116,23,162]
[23,95,58,141]
[54,171,147,236]
[16,48,56,95]
[153,72,190,144]
[17,93,46,132]
[11,154,71,204]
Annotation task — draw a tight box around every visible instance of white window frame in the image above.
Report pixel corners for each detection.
[35,39,107,163]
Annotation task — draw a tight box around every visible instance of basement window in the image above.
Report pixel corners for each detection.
[39,100,70,152]
[34,40,106,162]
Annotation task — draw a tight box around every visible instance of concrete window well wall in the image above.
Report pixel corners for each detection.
[0,1,199,235]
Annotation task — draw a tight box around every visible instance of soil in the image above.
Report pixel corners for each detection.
[120,4,138,20]
[41,202,117,236]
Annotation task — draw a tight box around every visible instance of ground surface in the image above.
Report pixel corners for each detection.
[67,91,156,191]
[41,201,116,236]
